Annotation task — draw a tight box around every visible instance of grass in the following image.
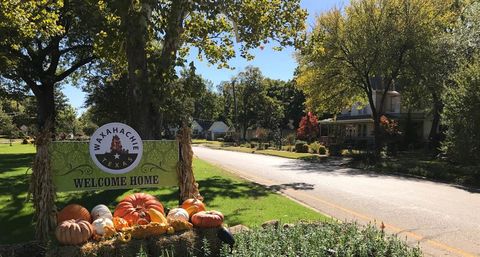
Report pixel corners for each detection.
[0,143,328,244]
[191,139,223,146]
[201,143,324,161]
[348,151,480,188]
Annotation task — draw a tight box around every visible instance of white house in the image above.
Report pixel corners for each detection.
[192,120,229,140]
[192,120,212,138]
[319,80,433,147]
[207,121,229,140]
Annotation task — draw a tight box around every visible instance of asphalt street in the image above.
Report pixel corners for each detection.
[193,146,480,257]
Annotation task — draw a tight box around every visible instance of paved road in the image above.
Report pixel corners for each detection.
[193,146,480,257]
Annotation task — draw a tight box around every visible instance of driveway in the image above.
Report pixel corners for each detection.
[193,146,480,257]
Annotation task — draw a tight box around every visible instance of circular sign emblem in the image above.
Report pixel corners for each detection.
[89,123,143,174]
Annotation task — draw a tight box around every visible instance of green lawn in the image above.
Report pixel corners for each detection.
[0,143,328,244]
[191,139,223,146]
[202,144,324,161]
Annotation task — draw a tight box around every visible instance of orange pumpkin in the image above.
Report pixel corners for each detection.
[114,193,164,226]
[191,210,224,228]
[55,219,93,245]
[57,204,91,223]
[181,198,206,217]
[137,218,149,225]
[113,217,130,231]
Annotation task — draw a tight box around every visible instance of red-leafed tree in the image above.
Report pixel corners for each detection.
[296,112,319,143]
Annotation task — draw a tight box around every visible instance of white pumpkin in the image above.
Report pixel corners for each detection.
[167,208,189,222]
[92,217,114,235]
[91,204,113,221]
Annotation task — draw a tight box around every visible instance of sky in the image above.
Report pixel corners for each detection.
[63,0,346,115]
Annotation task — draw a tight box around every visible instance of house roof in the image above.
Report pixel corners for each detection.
[319,118,373,124]
[337,114,372,121]
[320,112,426,124]
[207,121,229,132]
[194,120,214,131]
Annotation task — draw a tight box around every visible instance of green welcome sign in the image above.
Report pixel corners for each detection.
[50,123,179,192]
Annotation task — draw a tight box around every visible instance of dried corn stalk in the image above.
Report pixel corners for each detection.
[28,127,57,241]
[176,125,202,202]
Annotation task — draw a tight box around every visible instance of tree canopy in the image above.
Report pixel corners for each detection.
[90,0,307,138]
[296,0,455,155]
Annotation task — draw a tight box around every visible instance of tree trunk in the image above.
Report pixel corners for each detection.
[29,84,57,242]
[373,115,382,158]
[428,92,443,151]
[125,3,153,139]
[242,123,247,141]
[366,91,382,159]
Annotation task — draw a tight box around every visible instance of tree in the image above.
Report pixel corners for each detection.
[297,112,319,143]
[0,0,104,241]
[193,89,223,122]
[397,2,463,150]
[223,67,264,140]
[95,0,307,139]
[0,104,12,129]
[56,105,80,136]
[78,108,98,136]
[221,67,288,141]
[440,1,480,164]
[452,1,480,61]
[85,75,131,126]
[0,1,103,133]
[441,58,480,165]
[296,0,449,158]
[265,79,305,130]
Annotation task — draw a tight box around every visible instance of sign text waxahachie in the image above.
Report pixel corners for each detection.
[50,123,179,192]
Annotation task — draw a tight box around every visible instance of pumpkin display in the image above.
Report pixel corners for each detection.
[55,219,94,245]
[148,208,168,224]
[113,217,130,231]
[92,217,114,235]
[91,204,113,221]
[166,208,189,222]
[168,219,193,232]
[191,211,224,228]
[136,218,149,225]
[114,193,164,225]
[57,204,91,223]
[129,222,170,239]
[181,198,206,217]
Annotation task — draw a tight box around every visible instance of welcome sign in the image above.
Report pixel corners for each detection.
[50,123,179,192]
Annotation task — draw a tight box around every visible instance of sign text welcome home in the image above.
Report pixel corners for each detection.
[50,123,179,192]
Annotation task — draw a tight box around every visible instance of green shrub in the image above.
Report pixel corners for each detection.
[256,143,264,150]
[441,59,480,165]
[281,145,294,152]
[329,144,342,156]
[318,145,327,155]
[221,222,422,257]
[295,141,309,153]
[283,133,296,146]
[309,142,326,154]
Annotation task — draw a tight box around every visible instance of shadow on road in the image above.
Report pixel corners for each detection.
[275,158,480,194]
[267,182,315,191]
